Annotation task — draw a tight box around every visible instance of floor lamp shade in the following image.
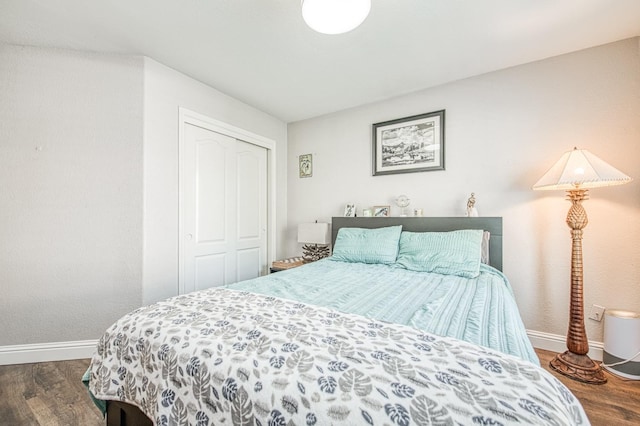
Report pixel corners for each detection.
[533,147,631,190]
[533,147,632,384]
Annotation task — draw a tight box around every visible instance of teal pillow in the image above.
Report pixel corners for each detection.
[331,225,402,264]
[395,230,484,278]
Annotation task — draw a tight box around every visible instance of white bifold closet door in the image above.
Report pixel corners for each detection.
[183,122,267,293]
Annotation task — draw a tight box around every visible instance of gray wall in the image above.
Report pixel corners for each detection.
[0,45,144,345]
[287,38,640,343]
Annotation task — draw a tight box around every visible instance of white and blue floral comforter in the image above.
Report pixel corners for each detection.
[88,288,589,425]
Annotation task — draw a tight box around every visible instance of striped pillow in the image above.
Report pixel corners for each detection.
[331,225,403,264]
[395,230,484,278]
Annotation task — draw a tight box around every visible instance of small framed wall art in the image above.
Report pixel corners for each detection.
[299,154,313,178]
[372,110,445,176]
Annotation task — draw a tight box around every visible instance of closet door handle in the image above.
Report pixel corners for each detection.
[186,233,193,241]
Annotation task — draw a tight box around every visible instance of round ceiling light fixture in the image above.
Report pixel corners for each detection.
[302,0,371,35]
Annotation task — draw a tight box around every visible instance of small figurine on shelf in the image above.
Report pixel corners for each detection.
[466,192,479,217]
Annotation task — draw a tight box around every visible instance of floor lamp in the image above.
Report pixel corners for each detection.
[533,147,632,384]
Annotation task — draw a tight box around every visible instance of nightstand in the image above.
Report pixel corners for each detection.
[270,257,304,273]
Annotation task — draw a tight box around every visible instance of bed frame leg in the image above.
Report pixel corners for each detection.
[106,401,153,426]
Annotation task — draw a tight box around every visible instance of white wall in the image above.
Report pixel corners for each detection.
[142,58,288,304]
[0,47,287,352]
[287,38,640,343]
[0,45,144,345]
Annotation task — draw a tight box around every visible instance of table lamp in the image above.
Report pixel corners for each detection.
[298,222,331,262]
[533,147,632,384]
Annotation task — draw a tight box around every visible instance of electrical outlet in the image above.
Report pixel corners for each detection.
[588,304,605,322]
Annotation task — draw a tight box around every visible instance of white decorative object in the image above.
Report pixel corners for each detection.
[362,208,372,217]
[395,194,411,217]
[414,208,423,217]
[466,193,478,217]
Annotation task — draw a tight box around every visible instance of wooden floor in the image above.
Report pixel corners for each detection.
[0,351,638,425]
[0,359,102,425]
[536,349,640,426]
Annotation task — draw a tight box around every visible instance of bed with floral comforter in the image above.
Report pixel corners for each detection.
[87,287,589,425]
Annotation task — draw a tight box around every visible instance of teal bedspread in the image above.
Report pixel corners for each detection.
[228,258,538,365]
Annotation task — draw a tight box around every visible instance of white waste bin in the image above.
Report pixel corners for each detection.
[603,309,640,380]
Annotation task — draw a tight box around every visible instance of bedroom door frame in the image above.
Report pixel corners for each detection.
[178,107,276,294]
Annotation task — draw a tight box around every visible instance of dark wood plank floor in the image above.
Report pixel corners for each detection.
[0,359,102,425]
[536,349,640,426]
[0,351,638,425]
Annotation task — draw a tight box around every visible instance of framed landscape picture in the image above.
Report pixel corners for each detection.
[372,110,445,176]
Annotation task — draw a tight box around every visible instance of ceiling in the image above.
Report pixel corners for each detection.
[1,1,639,123]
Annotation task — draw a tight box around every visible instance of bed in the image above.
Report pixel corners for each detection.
[86,217,590,425]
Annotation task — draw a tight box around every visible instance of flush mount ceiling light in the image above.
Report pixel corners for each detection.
[302,0,371,35]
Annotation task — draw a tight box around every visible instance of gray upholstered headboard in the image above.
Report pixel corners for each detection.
[331,217,503,271]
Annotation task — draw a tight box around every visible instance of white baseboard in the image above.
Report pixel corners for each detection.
[0,340,98,366]
[0,332,603,366]
[527,329,603,361]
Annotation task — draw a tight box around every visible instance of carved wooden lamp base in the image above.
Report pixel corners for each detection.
[302,244,330,263]
[550,350,606,384]
[550,188,608,385]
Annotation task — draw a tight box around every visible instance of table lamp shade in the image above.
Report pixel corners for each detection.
[298,222,330,245]
[533,147,632,190]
